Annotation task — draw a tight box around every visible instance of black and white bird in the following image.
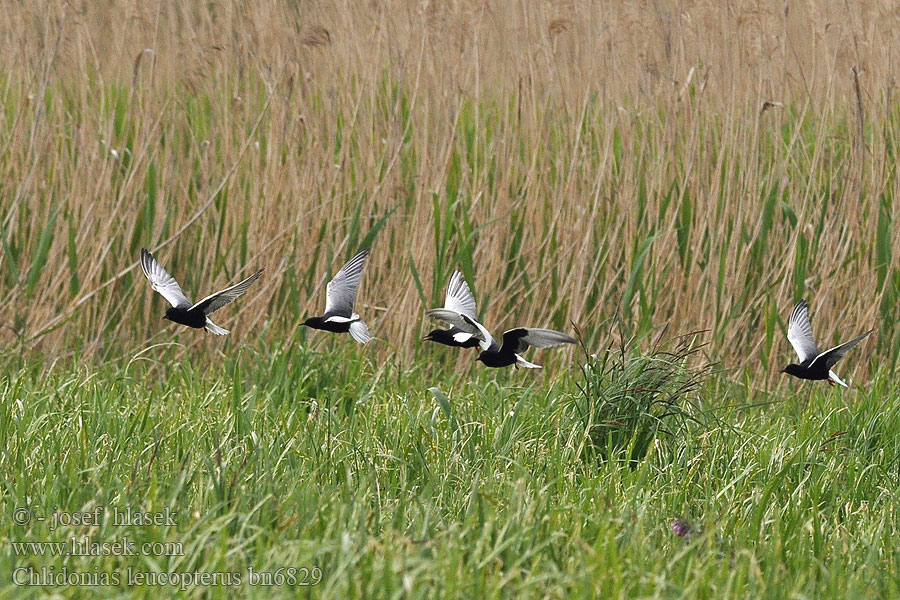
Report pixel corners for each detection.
[301,248,372,344]
[781,299,873,387]
[140,248,263,335]
[427,308,575,369]
[422,270,481,349]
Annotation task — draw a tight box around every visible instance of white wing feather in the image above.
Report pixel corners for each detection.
[443,270,477,319]
[787,300,819,362]
[325,248,369,317]
[140,249,191,308]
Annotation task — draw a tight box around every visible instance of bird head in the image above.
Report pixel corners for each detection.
[475,352,486,363]
[781,363,802,377]
[422,329,439,342]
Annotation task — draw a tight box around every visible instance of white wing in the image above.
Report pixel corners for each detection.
[140,248,191,308]
[443,270,477,319]
[427,309,495,351]
[325,248,369,317]
[787,299,819,362]
[191,268,264,315]
[452,331,476,344]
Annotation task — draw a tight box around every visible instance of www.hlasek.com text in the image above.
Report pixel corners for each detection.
[11,536,183,557]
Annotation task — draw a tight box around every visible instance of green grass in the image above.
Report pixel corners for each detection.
[2,343,898,598]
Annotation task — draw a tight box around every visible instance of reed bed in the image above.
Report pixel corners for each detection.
[1,1,898,385]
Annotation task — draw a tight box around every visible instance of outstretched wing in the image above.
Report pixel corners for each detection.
[191,268,264,315]
[443,270,477,319]
[325,248,369,317]
[501,328,576,354]
[427,309,495,351]
[140,248,191,308]
[787,299,819,362]
[809,329,873,371]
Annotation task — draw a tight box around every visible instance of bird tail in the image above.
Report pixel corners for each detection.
[515,355,542,369]
[349,318,371,344]
[828,370,848,388]
[205,319,230,336]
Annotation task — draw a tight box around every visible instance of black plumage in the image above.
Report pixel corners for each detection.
[423,328,482,348]
[427,310,575,369]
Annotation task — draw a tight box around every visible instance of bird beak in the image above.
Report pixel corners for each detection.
[422,334,432,341]
[161,315,168,321]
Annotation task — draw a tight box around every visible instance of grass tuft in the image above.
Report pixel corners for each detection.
[573,329,710,466]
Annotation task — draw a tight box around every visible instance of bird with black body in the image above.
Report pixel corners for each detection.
[781,299,873,387]
[301,248,372,344]
[423,270,482,349]
[427,308,575,369]
[140,248,263,335]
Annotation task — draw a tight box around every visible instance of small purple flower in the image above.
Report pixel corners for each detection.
[670,519,692,538]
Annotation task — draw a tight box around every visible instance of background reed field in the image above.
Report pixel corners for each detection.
[5,2,900,598]
[2,0,898,381]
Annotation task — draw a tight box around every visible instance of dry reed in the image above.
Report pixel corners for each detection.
[1,0,898,385]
